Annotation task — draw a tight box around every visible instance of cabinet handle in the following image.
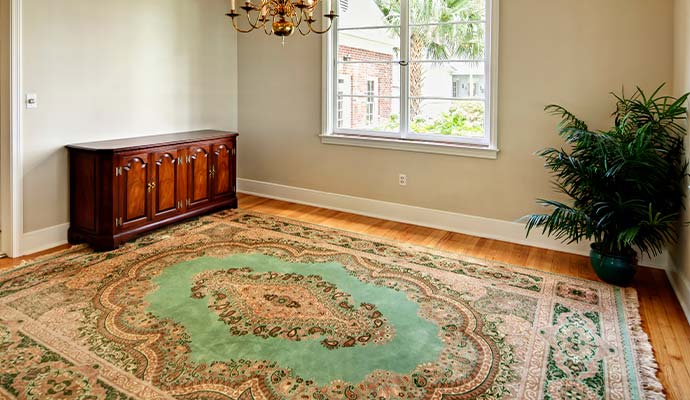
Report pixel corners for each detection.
[147,181,156,193]
[209,166,216,178]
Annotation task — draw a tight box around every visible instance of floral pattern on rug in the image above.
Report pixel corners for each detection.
[190,268,394,348]
[0,209,663,400]
[0,324,131,399]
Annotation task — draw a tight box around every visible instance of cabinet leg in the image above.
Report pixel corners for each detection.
[67,229,86,245]
[92,241,120,252]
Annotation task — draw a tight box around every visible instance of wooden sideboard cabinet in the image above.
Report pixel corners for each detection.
[67,130,238,251]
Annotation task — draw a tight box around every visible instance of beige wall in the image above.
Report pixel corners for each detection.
[672,0,690,316]
[21,0,238,232]
[238,0,674,222]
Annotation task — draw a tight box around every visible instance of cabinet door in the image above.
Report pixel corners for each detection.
[117,153,152,230]
[211,141,235,200]
[152,150,183,220]
[187,145,212,209]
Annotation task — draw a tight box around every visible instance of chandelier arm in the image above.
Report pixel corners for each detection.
[307,17,334,34]
[294,7,304,27]
[297,22,311,35]
[230,16,257,33]
[244,8,266,29]
[263,16,274,34]
[290,11,303,34]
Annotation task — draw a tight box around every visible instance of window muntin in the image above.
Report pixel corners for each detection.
[329,0,492,146]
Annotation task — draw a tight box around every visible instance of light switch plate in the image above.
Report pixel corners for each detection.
[26,93,37,109]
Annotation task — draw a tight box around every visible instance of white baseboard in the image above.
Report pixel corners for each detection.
[237,178,669,270]
[21,223,69,256]
[667,269,690,324]
[14,179,671,271]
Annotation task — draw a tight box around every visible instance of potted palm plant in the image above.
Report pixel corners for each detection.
[525,85,689,286]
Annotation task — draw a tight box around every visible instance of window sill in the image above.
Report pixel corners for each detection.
[320,134,499,159]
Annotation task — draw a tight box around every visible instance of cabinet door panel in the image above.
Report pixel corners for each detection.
[211,142,234,199]
[153,150,181,219]
[118,154,151,229]
[188,145,211,208]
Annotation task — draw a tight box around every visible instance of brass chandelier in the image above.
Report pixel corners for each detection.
[226,0,338,40]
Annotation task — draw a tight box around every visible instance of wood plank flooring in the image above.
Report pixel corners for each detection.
[1,193,688,399]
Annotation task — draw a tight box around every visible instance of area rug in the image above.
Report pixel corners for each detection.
[0,210,664,400]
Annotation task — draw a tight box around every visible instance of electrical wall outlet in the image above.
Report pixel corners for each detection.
[399,174,408,186]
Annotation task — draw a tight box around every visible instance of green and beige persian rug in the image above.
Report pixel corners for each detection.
[0,210,664,399]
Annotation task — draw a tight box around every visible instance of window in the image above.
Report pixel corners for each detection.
[324,0,497,155]
[365,78,378,125]
[339,0,350,12]
[337,75,352,128]
[452,73,485,98]
[337,89,345,128]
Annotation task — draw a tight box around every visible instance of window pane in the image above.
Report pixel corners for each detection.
[409,23,485,61]
[338,0,400,28]
[336,63,400,97]
[409,0,485,24]
[410,100,485,138]
[332,0,492,144]
[408,62,485,99]
[336,96,400,132]
[337,28,401,62]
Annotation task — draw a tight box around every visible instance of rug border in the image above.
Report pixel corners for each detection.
[621,288,666,400]
[234,209,625,289]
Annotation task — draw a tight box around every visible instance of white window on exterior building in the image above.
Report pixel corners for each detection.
[324,0,498,156]
[452,74,485,98]
[337,75,352,128]
[366,78,379,125]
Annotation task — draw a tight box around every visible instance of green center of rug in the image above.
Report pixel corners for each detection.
[146,253,443,385]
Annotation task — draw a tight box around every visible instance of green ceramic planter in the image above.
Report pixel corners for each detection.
[589,244,637,286]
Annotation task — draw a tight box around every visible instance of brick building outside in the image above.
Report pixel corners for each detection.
[337,45,394,130]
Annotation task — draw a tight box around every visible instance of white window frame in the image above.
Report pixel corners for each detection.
[321,0,499,159]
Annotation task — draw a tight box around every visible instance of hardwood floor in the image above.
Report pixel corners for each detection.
[0,244,72,272]
[1,193,689,399]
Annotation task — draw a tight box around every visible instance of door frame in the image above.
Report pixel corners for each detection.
[0,0,23,257]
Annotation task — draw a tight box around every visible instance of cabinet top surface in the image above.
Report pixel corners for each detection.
[66,130,238,152]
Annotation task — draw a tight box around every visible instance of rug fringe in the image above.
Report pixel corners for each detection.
[623,288,666,400]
